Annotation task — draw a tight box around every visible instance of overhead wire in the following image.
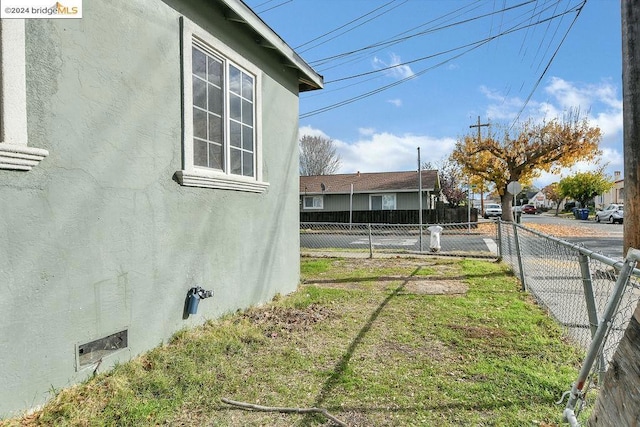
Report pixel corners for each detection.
[303,0,541,99]
[253,0,292,14]
[309,0,535,69]
[311,0,486,71]
[297,0,409,54]
[300,2,584,119]
[295,0,401,50]
[510,0,587,126]
[321,0,559,84]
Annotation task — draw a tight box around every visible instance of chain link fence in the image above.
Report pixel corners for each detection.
[300,221,498,258]
[301,219,640,424]
[497,220,640,424]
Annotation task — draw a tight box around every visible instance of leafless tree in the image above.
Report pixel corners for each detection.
[423,158,466,207]
[299,135,341,176]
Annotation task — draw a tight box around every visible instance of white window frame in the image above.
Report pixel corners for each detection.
[303,195,323,210]
[176,17,268,193]
[369,193,396,210]
[0,20,49,171]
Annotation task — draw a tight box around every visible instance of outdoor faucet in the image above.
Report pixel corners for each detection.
[186,286,214,315]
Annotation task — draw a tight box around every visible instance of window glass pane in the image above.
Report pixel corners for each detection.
[304,197,313,208]
[242,99,253,126]
[230,94,241,121]
[209,142,223,170]
[229,65,241,95]
[241,73,253,101]
[194,139,208,167]
[193,108,207,139]
[208,113,222,143]
[230,148,241,175]
[188,41,259,179]
[242,125,253,151]
[371,196,382,210]
[192,78,206,109]
[207,56,222,86]
[192,48,206,80]
[382,194,396,210]
[243,152,253,177]
[230,121,241,148]
[208,84,223,115]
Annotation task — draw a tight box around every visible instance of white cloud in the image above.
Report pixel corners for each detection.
[358,127,376,136]
[481,77,623,188]
[372,53,415,80]
[333,131,456,174]
[387,99,402,107]
[298,125,329,139]
[533,149,624,188]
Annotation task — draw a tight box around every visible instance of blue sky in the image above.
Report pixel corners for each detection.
[245,0,622,188]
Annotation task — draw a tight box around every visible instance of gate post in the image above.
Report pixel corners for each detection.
[512,222,526,291]
[578,253,605,384]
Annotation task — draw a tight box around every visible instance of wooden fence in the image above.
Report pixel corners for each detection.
[300,207,478,224]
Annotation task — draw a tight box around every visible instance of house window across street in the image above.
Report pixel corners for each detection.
[370,194,396,210]
[176,17,268,193]
[303,195,323,209]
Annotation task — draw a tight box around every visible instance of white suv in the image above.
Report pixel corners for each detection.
[483,203,502,219]
[595,204,624,224]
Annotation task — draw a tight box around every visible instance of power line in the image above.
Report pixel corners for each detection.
[298,0,409,54]
[511,0,587,127]
[324,4,568,85]
[300,3,584,119]
[295,0,400,50]
[254,0,292,14]
[311,0,485,71]
[309,0,535,69]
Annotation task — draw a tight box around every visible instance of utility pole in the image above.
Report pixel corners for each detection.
[418,147,423,252]
[469,116,489,215]
[622,0,639,254]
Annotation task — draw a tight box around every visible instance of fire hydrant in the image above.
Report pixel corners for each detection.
[427,225,443,252]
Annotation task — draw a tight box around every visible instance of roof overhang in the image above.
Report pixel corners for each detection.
[218,0,323,92]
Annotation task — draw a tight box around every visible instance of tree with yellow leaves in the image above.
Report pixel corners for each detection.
[451,110,601,221]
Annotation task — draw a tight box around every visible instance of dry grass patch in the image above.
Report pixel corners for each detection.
[3,256,585,427]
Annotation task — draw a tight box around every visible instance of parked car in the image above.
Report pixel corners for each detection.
[483,203,502,219]
[522,204,537,214]
[594,204,624,224]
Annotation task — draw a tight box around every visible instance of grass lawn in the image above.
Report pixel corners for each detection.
[3,256,583,426]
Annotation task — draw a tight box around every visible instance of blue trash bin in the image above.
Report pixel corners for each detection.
[579,208,589,220]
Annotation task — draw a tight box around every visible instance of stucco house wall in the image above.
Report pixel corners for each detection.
[0,0,321,417]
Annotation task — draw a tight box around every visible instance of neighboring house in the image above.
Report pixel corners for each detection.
[300,170,440,212]
[529,191,552,208]
[0,0,322,417]
[596,171,625,208]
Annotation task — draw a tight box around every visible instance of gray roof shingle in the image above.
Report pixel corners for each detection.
[300,170,439,194]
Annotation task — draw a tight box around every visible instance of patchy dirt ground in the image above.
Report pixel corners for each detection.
[304,257,469,295]
[241,304,336,336]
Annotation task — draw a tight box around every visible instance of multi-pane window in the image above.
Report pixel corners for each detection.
[178,17,267,192]
[191,42,255,177]
[370,194,396,210]
[303,196,323,209]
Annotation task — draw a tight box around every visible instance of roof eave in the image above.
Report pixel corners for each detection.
[219,0,323,92]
